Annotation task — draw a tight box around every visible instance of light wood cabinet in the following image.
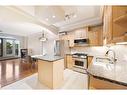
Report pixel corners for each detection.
[112,6,127,43]
[38,59,64,89]
[59,34,69,40]
[88,25,103,46]
[59,33,74,47]
[103,6,113,44]
[103,6,127,44]
[69,37,74,47]
[74,28,88,39]
[59,28,90,47]
[89,76,127,89]
[66,55,73,69]
[88,56,93,67]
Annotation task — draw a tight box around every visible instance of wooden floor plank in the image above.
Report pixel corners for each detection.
[0,58,37,87]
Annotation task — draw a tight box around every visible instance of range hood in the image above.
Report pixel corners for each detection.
[74,38,89,46]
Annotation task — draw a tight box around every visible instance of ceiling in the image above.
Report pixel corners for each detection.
[0,6,102,36]
[33,6,102,31]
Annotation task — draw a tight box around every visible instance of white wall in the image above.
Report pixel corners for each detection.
[27,31,59,55]
[17,6,35,16]
[0,33,27,49]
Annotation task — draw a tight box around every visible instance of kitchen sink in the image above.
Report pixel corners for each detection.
[96,57,112,64]
[94,61,115,70]
[94,57,116,70]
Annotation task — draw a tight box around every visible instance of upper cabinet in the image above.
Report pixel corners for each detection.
[103,6,127,44]
[60,28,89,47]
[68,34,75,47]
[59,26,103,47]
[88,25,103,46]
[103,6,113,44]
[112,6,127,43]
[74,28,88,39]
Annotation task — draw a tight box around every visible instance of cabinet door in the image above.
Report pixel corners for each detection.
[69,40,74,47]
[103,6,113,44]
[112,6,127,40]
[89,76,127,89]
[74,30,82,38]
[88,26,103,46]
[68,35,74,47]
[88,56,93,67]
[59,35,69,40]
[74,28,88,39]
[107,6,113,43]
[66,55,73,69]
[88,31,97,46]
[113,6,127,19]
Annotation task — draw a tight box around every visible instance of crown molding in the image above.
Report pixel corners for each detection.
[5,6,59,34]
[59,17,102,32]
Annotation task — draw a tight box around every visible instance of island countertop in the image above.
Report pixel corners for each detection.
[31,55,64,62]
[87,57,127,86]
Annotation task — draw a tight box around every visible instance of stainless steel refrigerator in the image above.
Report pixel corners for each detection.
[54,40,70,56]
[54,40,70,68]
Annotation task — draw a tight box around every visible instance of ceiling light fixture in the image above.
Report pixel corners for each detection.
[39,31,48,42]
[64,12,76,21]
[73,14,77,18]
[46,18,49,21]
[52,15,56,18]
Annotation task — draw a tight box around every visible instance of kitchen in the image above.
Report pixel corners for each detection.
[0,6,127,90]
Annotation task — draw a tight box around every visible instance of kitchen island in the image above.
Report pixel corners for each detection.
[87,57,127,89]
[32,55,64,89]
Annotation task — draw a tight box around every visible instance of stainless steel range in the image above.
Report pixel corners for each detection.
[72,53,88,74]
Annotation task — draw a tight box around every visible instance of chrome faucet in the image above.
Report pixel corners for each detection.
[105,49,117,64]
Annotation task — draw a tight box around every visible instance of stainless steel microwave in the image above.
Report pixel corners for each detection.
[74,39,89,46]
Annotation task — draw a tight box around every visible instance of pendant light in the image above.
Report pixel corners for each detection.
[39,31,47,42]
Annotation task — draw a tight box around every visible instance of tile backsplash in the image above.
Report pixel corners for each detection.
[71,45,127,62]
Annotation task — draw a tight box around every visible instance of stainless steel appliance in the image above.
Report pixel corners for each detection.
[54,40,70,57]
[74,38,89,46]
[72,53,88,74]
[54,40,70,68]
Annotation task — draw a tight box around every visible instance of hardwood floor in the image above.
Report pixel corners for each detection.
[0,58,37,88]
[1,69,88,89]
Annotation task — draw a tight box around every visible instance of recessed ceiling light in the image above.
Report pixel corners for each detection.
[46,18,49,21]
[52,15,56,18]
[73,14,77,18]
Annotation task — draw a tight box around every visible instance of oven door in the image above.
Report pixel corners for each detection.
[73,58,87,69]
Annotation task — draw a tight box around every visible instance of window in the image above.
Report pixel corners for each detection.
[6,39,14,55]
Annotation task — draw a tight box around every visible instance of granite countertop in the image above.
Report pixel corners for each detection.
[31,55,64,62]
[87,57,127,86]
[66,53,93,56]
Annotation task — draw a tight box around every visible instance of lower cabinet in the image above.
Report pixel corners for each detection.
[88,56,93,67]
[66,55,73,69]
[89,76,127,89]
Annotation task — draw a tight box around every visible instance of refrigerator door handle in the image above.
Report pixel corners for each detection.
[54,46,56,55]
